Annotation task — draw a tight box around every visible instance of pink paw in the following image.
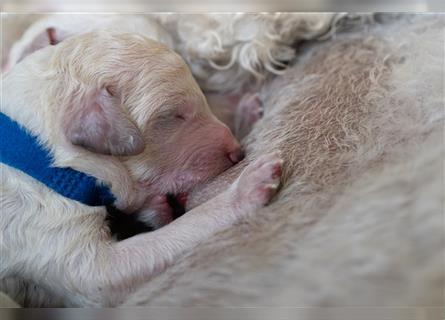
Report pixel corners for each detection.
[235,92,263,139]
[233,152,283,211]
[137,195,174,229]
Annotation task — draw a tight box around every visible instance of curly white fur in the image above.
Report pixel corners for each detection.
[153,13,343,92]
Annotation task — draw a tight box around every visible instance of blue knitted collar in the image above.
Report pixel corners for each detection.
[0,112,115,207]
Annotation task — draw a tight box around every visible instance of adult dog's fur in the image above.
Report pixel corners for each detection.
[122,14,444,309]
[153,13,341,93]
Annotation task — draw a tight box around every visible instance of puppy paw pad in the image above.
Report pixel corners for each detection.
[235,152,283,207]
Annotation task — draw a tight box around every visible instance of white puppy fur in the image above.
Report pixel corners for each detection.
[0,31,283,306]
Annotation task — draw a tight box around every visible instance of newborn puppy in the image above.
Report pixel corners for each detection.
[0,31,282,306]
[5,14,269,228]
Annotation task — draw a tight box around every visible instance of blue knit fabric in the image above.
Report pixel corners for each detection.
[0,112,115,206]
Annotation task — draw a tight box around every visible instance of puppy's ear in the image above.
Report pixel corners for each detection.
[64,88,145,156]
[12,27,66,64]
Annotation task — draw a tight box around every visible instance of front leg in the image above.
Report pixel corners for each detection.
[85,153,282,306]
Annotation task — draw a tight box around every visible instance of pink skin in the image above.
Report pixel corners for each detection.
[140,195,174,228]
[128,107,244,225]
[234,92,263,140]
[2,62,11,74]
[142,119,242,186]
[140,120,242,184]
[205,91,263,141]
[138,192,189,229]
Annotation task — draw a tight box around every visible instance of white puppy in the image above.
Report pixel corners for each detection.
[0,31,282,306]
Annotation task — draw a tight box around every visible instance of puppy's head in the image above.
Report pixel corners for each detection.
[43,32,243,199]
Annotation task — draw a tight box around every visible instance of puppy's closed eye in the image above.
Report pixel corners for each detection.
[175,114,186,121]
[155,109,187,124]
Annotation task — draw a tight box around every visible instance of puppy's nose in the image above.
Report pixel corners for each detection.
[228,148,245,164]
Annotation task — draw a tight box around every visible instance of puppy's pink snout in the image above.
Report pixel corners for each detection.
[228,148,245,164]
[215,123,244,164]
